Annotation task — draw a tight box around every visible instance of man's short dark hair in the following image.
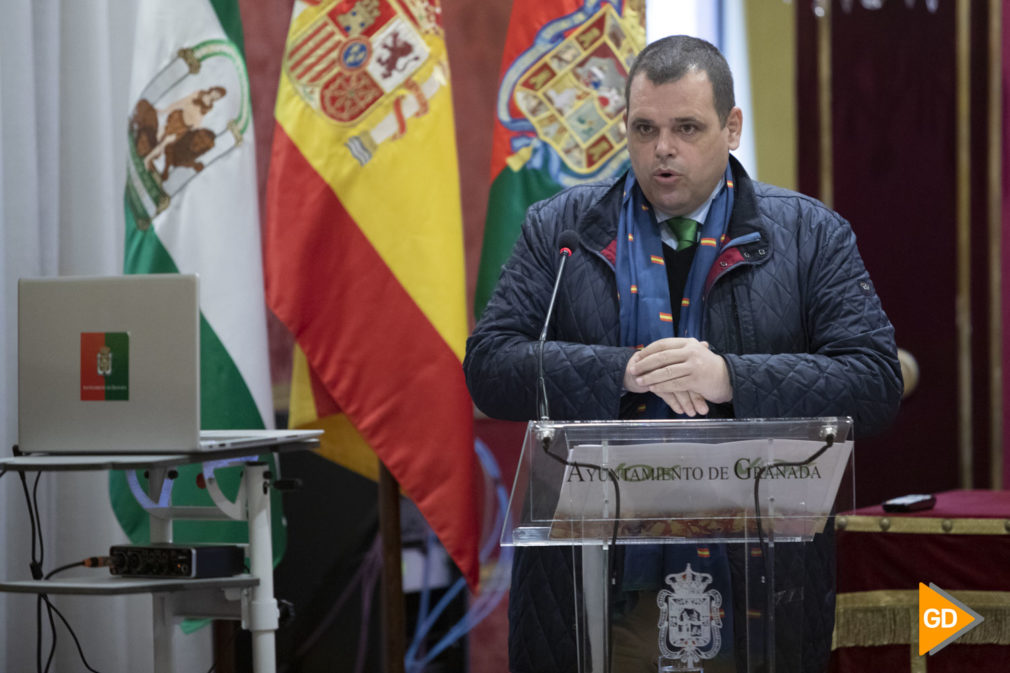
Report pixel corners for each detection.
[625,35,736,126]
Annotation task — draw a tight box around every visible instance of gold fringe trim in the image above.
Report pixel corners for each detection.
[835,514,1010,535]
[833,590,1010,649]
[911,641,926,673]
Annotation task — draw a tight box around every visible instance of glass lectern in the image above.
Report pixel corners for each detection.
[502,417,854,673]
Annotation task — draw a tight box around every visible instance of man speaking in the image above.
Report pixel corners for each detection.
[465,35,902,673]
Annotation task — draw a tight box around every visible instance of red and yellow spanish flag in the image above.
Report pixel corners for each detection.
[264,0,478,588]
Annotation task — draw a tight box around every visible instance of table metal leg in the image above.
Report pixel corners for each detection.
[149,467,175,672]
[152,594,176,673]
[244,462,278,673]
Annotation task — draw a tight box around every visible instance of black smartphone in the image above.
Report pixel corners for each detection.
[882,493,936,513]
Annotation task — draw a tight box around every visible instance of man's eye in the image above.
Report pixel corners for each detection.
[680,124,698,135]
[635,123,655,135]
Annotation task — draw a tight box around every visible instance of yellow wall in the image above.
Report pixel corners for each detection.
[745,0,797,191]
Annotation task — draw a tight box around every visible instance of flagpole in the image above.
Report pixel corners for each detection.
[378,462,407,673]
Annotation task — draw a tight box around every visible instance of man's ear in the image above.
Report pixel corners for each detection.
[726,107,743,150]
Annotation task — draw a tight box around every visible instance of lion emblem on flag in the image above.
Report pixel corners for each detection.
[282,0,447,165]
[125,42,252,231]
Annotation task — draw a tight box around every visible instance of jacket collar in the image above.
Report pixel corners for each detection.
[577,155,768,264]
[577,175,626,262]
[725,155,766,244]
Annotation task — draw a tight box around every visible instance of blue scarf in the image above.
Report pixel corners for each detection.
[614,165,738,667]
[617,164,735,362]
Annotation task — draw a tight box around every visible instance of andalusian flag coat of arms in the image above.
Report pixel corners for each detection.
[474,0,645,317]
[113,0,284,566]
[264,0,479,588]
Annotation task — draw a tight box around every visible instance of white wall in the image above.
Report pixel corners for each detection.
[644,0,758,178]
[1,1,212,669]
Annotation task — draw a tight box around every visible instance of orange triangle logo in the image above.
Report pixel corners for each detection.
[918,582,984,655]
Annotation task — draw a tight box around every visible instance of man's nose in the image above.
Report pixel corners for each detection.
[655,129,677,158]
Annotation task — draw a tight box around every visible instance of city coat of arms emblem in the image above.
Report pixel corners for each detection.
[96,345,113,377]
[656,564,723,671]
[495,0,645,185]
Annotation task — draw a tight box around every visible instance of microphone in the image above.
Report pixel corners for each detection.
[537,230,581,421]
[532,231,621,562]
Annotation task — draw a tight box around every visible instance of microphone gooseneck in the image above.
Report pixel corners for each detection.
[537,230,581,421]
[535,230,621,600]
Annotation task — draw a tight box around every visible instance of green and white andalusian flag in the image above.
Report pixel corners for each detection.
[112,0,284,567]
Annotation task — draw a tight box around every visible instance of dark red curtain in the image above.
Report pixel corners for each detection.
[798,1,983,505]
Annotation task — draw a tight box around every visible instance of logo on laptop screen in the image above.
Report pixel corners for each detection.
[80,332,129,401]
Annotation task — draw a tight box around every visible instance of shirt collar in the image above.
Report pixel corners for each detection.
[655,178,725,250]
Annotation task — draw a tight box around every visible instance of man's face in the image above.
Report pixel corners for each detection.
[624,70,742,216]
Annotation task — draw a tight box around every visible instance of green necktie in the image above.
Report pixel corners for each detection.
[667,216,698,251]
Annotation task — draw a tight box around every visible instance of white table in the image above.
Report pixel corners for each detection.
[0,432,320,673]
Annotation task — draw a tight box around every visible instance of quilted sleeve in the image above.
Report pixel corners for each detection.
[721,209,903,437]
[464,198,635,422]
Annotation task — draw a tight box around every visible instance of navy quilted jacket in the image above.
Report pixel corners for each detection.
[464,157,902,672]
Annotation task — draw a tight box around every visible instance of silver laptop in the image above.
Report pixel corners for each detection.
[18,274,315,454]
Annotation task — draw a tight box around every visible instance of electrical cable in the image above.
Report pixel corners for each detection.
[536,429,623,670]
[18,471,43,580]
[353,542,382,673]
[36,592,44,673]
[406,443,503,669]
[42,594,57,673]
[284,533,384,670]
[40,559,107,673]
[44,557,110,580]
[404,555,467,672]
[404,439,516,673]
[44,561,84,581]
[751,432,836,671]
[29,469,62,673]
[287,436,516,673]
[19,470,46,673]
[18,470,105,673]
[28,468,53,673]
[39,595,103,673]
[39,557,112,672]
[752,434,834,548]
[408,530,436,664]
[33,471,44,570]
[40,553,112,666]
[538,434,622,552]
